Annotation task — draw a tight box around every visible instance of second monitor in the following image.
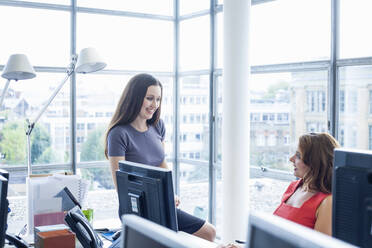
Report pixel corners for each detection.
[116,160,178,231]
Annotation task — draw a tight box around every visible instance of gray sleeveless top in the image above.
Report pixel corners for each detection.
[107,119,165,166]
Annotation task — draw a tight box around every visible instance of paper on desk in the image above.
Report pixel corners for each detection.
[50,174,89,205]
[26,174,89,236]
[34,198,62,214]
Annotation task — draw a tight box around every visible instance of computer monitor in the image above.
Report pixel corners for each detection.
[122,214,198,248]
[0,170,9,180]
[0,175,9,248]
[117,160,178,231]
[246,212,357,248]
[333,148,372,248]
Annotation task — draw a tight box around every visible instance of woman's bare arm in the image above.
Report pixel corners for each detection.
[108,156,125,190]
[314,195,332,236]
[159,141,169,169]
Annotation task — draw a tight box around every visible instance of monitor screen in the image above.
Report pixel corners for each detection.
[0,175,9,248]
[117,160,178,231]
[122,214,197,248]
[247,212,357,248]
[333,148,372,248]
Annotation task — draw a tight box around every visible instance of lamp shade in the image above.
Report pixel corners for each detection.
[2,54,36,80]
[75,47,106,73]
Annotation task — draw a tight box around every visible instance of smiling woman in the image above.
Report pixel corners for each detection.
[104,73,216,242]
[273,132,340,236]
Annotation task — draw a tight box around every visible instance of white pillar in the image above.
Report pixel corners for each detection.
[222,0,251,243]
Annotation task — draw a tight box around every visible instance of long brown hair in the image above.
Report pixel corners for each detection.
[299,132,340,193]
[104,73,163,158]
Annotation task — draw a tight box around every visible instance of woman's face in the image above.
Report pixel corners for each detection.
[289,148,310,178]
[139,85,162,120]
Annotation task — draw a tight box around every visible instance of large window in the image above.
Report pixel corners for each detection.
[2,0,372,238]
[216,71,328,171]
[0,1,175,234]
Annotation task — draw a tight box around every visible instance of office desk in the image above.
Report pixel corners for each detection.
[5,218,219,248]
[95,218,219,248]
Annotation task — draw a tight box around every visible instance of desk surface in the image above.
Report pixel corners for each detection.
[95,219,219,248]
[7,219,219,248]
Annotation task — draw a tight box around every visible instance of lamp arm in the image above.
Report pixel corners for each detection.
[0,79,11,109]
[25,54,77,176]
[27,54,77,134]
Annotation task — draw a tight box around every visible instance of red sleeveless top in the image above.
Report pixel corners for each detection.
[273,180,330,229]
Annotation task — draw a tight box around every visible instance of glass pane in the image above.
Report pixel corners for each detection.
[216,12,223,69]
[11,0,69,4]
[340,0,372,58]
[77,0,173,16]
[178,75,209,221]
[77,13,173,71]
[216,71,328,169]
[338,65,372,149]
[180,16,210,71]
[78,166,119,224]
[215,71,328,235]
[251,0,330,65]
[0,6,70,67]
[0,72,70,166]
[76,74,174,162]
[180,0,209,16]
[179,162,209,222]
[179,75,210,162]
[162,78,175,160]
[215,177,289,237]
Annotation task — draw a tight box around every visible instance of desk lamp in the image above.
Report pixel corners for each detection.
[0,54,36,108]
[25,47,106,175]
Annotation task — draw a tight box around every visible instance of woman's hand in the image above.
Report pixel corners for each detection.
[175,195,180,207]
[217,244,240,248]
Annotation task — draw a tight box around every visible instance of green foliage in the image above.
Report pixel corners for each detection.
[0,121,26,164]
[31,124,51,163]
[35,147,55,164]
[80,126,114,189]
[80,126,105,162]
[0,121,54,165]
